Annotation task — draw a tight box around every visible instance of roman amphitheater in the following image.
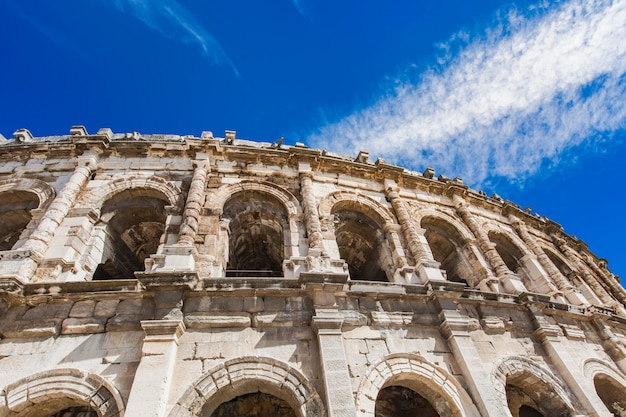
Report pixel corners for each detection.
[0,126,625,417]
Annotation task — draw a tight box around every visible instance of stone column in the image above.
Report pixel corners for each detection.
[177,158,209,247]
[150,158,208,273]
[384,180,429,262]
[438,297,513,417]
[551,234,614,306]
[125,320,185,417]
[312,308,357,417]
[384,180,444,283]
[509,217,573,301]
[299,170,324,256]
[455,200,525,293]
[22,155,97,258]
[527,304,613,416]
[582,254,626,307]
[17,155,97,281]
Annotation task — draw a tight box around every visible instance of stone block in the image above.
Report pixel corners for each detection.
[94,300,120,318]
[263,296,286,311]
[70,300,96,318]
[22,302,72,321]
[243,296,264,313]
[184,312,251,328]
[61,317,106,334]
[252,311,311,327]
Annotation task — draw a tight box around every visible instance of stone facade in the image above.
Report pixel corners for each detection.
[0,127,625,416]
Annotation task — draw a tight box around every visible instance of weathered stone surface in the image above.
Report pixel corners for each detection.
[0,131,623,417]
[61,317,106,334]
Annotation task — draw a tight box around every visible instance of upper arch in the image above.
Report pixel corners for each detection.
[318,190,396,227]
[207,180,302,217]
[410,207,475,242]
[81,175,183,213]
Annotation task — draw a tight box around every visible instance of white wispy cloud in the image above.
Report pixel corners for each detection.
[307,0,626,189]
[292,0,306,16]
[109,0,238,76]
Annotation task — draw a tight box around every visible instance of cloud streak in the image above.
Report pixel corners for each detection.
[307,0,626,189]
[109,0,238,76]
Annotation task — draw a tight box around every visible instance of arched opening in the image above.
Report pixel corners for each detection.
[223,191,288,277]
[93,189,168,279]
[505,373,572,417]
[544,249,573,279]
[375,385,440,417]
[421,217,473,285]
[488,232,535,290]
[489,232,525,274]
[593,374,626,416]
[333,209,390,281]
[0,190,39,250]
[209,392,297,417]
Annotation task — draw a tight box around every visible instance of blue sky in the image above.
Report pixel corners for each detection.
[1,0,625,283]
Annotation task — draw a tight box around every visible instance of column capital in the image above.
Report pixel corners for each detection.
[140,319,186,342]
[312,308,344,334]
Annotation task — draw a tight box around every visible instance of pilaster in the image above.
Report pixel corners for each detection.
[510,216,581,303]
[437,296,512,417]
[455,199,525,294]
[312,308,357,417]
[384,180,443,284]
[125,319,186,417]
[527,303,613,416]
[551,234,614,307]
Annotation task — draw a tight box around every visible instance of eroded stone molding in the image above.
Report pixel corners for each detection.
[3,368,125,417]
[168,356,325,417]
[299,171,325,255]
[177,159,209,246]
[355,353,479,417]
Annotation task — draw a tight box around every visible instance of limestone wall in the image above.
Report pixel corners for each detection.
[0,128,625,417]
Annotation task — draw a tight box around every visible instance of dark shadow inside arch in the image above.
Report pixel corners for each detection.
[93,191,168,279]
[0,190,39,250]
[375,385,440,417]
[46,406,99,417]
[223,191,287,277]
[505,374,571,417]
[593,374,626,416]
[208,392,297,417]
[421,217,473,285]
[333,209,389,282]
